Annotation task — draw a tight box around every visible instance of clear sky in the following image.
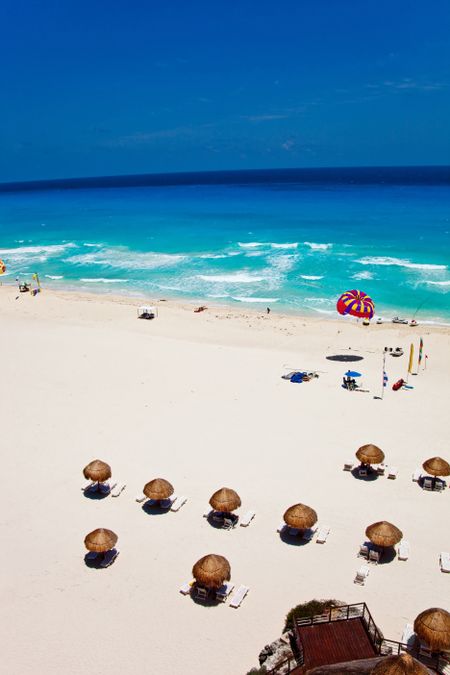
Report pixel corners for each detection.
[1,0,449,181]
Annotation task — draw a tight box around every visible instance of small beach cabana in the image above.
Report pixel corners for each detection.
[356,444,385,466]
[365,521,403,549]
[83,459,112,491]
[192,554,231,590]
[209,487,241,514]
[84,528,118,553]
[370,653,428,674]
[413,607,450,652]
[143,478,174,504]
[283,503,318,532]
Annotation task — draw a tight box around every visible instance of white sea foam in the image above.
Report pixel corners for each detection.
[300,275,323,280]
[352,271,374,280]
[356,256,447,270]
[237,242,265,248]
[198,253,228,259]
[83,242,103,248]
[304,242,332,251]
[45,275,64,280]
[66,248,185,271]
[80,278,128,283]
[197,272,264,283]
[232,296,279,303]
[422,280,450,288]
[244,251,265,258]
[270,242,298,249]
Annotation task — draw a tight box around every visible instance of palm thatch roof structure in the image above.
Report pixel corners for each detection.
[370,654,428,674]
[283,503,318,530]
[356,444,385,465]
[143,478,174,501]
[83,459,111,483]
[192,554,231,589]
[422,456,450,477]
[414,608,450,651]
[365,521,403,548]
[84,528,118,553]
[209,487,241,513]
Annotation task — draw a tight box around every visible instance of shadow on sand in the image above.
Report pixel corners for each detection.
[279,530,313,546]
[351,467,379,482]
[326,354,364,362]
[141,501,171,516]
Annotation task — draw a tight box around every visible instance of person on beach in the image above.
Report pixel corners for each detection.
[266,307,271,314]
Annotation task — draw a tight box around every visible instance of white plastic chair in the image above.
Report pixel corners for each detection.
[440,552,450,573]
[240,510,256,527]
[354,565,369,585]
[229,585,249,608]
[398,540,410,561]
[316,527,330,544]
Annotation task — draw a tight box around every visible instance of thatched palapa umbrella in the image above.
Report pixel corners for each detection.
[84,528,118,553]
[370,654,428,674]
[422,456,450,478]
[143,478,174,503]
[414,607,450,652]
[192,554,231,590]
[283,503,318,530]
[356,444,385,465]
[83,459,111,489]
[365,521,403,548]
[209,487,241,514]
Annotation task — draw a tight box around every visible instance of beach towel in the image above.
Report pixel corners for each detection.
[290,372,306,383]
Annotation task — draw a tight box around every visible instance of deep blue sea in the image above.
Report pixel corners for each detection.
[0,167,449,322]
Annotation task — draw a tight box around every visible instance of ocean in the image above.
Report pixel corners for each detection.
[0,166,449,323]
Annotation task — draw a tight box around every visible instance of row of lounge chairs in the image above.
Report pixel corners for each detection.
[179,581,250,608]
[202,509,256,528]
[343,461,398,478]
[82,480,127,497]
[135,493,188,511]
[412,469,447,491]
[276,523,331,544]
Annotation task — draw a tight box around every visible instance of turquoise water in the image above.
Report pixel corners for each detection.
[0,169,449,322]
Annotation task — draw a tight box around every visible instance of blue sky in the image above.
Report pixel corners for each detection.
[1,0,449,181]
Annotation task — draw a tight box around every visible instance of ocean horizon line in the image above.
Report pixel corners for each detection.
[1,164,450,193]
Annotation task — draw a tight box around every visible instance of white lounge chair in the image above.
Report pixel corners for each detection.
[215,581,234,602]
[240,510,256,527]
[223,516,237,530]
[111,483,126,498]
[316,526,330,544]
[179,581,194,595]
[195,586,208,601]
[359,467,368,477]
[343,460,354,471]
[440,552,450,573]
[229,585,249,608]
[376,464,386,476]
[171,496,187,512]
[398,540,410,561]
[100,548,119,568]
[203,508,213,518]
[159,495,177,509]
[369,550,380,564]
[303,527,317,541]
[135,494,146,503]
[358,544,369,558]
[423,478,433,490]
[387,467,398,479]
[81,480,95,492]
[277,522,286,534]
[435,480,445,492]
[354,565,369,585]
[412,468,422,482]
[401,623,416,647]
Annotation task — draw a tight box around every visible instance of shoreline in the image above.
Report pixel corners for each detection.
[2,280,450,332]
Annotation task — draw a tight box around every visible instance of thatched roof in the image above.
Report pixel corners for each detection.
[365,521,403,548]
[370,654,428,674]
[84,528,118,553]
[283,503,318,529]
[356,444,385,465]
[143,478,174,500]
[414,607,450,651]
[83,459,111,483]
[422,456,450,477]
[209,487,241,513]
[192,554,231,589]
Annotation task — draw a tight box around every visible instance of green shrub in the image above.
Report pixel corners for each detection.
[284,598,341,632]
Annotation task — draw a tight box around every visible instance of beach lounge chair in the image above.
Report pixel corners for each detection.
[81,480,96,492]
[100,548,119,568]
[99,481,117,495]
[398,540,410,561]
[85,551,99,562]
[215,582,234,602]
[359,466,368,477]
[195,586,208,601]
[354,566,369,585]
[171,496,187,512]
[135,494,146,503]
[423,478,433,490]
[435,480,445,492]
[439,552,450,573]
[179,581,193,595]
[316,526,330,544]
[229,585,249,608]
[369,550,380,564]
[343,460,354,471]
[288,527,300,537]
[203,508,213,519]
[277,522,286,534]
[401,623,416,647]
[111,483,126,498]
[376,464,386,476]
[387,467,398,479]
[303,527,317,542]
[240,510,256,527]
[412,468,422,482]
[358,544,369,558]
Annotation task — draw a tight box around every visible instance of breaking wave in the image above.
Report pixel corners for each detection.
[356,256,447,270]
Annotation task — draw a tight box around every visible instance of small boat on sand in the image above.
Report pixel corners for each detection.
[409,319,418,327]
[392,317,408,325]
[376,318,383,325]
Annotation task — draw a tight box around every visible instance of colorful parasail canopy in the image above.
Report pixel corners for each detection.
[0,259,6,275]
[337,289,374,319]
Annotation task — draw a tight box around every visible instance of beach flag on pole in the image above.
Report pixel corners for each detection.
[407,343,414,380]
[418,338,423,370]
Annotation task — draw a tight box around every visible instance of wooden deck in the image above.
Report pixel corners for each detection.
[295,617,378,671]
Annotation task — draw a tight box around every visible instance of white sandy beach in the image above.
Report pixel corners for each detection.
[0,285,449,675]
